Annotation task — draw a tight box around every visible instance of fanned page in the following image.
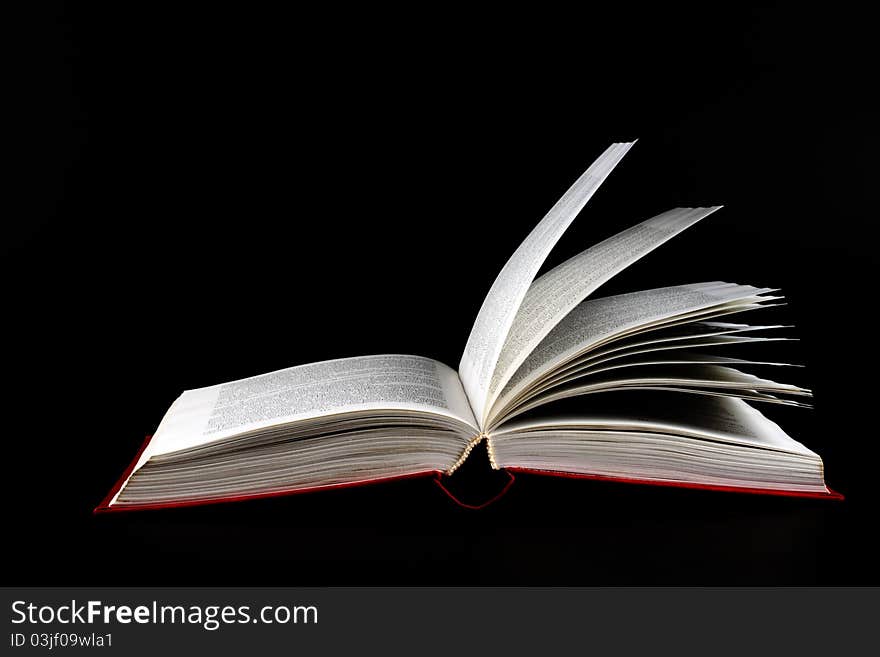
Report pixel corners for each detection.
[459,142,635,426]
[505,364,810,423]
[107,355,477,507]
[484,206,721,424]
[488,282,783,426]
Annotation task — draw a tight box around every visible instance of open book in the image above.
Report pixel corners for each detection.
[97,142,840,512]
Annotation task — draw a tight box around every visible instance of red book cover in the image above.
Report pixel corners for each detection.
[505,467,844,500]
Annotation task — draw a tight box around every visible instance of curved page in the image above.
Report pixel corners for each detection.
[499,363,811,425]
[459,141,635,426]
[492,395,817,455]
[486,206,722,421]
[490,282,777,422]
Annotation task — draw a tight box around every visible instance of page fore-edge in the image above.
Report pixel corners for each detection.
[94,434,843,513]
[93,435,441,513]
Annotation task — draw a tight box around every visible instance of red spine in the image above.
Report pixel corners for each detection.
[432,471,517,509]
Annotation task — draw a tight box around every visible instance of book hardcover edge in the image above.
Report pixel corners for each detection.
[506,467,844,500]
[94,434,156,513]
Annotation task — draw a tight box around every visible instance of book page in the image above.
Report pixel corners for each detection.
[489,397,827,495]
[459,141,635,426]
[109,354,478,506]
[490,282,777,421]
[485,206,721,421]
[529,332,789,395]
[500,363,810,424]
[148,355,477,458]
[493,395,817,456]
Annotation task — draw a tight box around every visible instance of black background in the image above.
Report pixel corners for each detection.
[9,3,875,584]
